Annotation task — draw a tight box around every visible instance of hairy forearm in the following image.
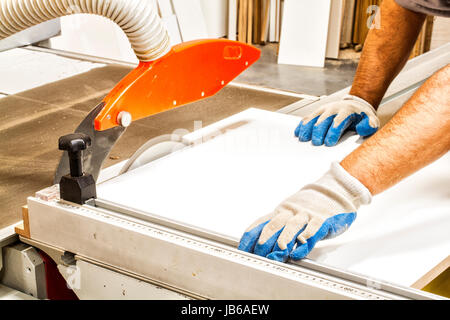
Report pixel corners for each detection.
[341,64,450,195]
[349,0,426,109]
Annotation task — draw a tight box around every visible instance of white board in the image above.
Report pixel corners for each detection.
[278,0,331,67]
[201,0,228,38]
[97,108,450,288]
[172,0,208,42]
[48,15,138,63]
[162,14,182,46]
[228,0,237,40]
[0,20,61,52]
[157,0,174,17]
[157,0,182,46]
[0,48,104,95]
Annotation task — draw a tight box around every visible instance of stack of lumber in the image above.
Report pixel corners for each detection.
[352,0,381,47]
[237,0,273,44]
[351,0,433,58]
[410,16,434,59]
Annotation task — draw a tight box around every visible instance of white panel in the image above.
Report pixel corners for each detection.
[228,0,237,40]
[275,0,281,42]
[201,0,228,38]
[97,108,450,287]
[269,0,277,42]
[157,0,174,17]
[0,20,60,52]
[278,0,332,67]
[172,0,208,42]
[48,15,138,64]
[0,49,104,95]
[162,14,182,46]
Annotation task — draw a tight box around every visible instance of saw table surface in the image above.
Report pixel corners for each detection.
[97,108,450,289]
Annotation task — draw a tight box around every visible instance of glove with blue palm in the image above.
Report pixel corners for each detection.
[238,162,372,262]
[295,94,380,146]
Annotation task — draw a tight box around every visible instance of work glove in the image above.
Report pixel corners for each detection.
[295,94,380,146]
[238,162,372,262]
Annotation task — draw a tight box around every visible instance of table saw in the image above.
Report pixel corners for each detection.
[0,38,449,300]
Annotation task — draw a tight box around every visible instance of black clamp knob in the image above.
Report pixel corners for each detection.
[58,133,91,178]
[58,133,96,204]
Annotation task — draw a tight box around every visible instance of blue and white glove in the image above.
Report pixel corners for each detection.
[295,95,380,147]
[238,162,372,262]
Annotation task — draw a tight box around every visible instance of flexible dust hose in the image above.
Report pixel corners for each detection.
[0,0,170,61]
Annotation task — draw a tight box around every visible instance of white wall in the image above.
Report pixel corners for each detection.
[48,15,138,63]
[201,0,228,38]
[44,0,228,64]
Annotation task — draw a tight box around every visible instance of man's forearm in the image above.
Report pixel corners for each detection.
[349,0,426,109]
[341,65,450,196]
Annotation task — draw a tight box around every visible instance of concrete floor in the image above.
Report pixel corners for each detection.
[236,43,359,96]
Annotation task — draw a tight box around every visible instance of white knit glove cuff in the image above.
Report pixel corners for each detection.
[329,161,372,206]
[343,94,377,115]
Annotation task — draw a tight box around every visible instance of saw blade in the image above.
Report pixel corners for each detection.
[54,102,126,184]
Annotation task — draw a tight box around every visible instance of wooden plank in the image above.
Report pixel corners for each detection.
[410,16,434,59]
[411,256,450,290]
[276,0,282,42]
[352,0,381,46]
[420,268,449,298]
[252,0,258,43]
[260,0,270,44]
[325,0,344,59]
[238,0,247,42]
[243,0,248,43]
[14,206,30,239]
[278,0,332,67]
[247,0,253,44]
[238,0,244,42]
[339,0,355,47]
[423,15,434,52]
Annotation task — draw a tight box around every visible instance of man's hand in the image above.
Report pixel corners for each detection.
[295,95,379,146]
[238,162,372,261]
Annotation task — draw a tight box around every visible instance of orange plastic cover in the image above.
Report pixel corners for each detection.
[94,39,261,131]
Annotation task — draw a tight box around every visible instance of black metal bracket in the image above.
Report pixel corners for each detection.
[58,133,96,204]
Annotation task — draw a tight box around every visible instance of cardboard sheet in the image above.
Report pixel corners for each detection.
[97,108,450,287]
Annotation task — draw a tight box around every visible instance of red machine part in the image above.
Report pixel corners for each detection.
[38,250,78,300]
[94,39,261,131]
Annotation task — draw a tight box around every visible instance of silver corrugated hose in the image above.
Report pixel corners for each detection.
[0,0,170,61]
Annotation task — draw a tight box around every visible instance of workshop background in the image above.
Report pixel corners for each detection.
[0,0,449,300]
[1,0,449,234]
